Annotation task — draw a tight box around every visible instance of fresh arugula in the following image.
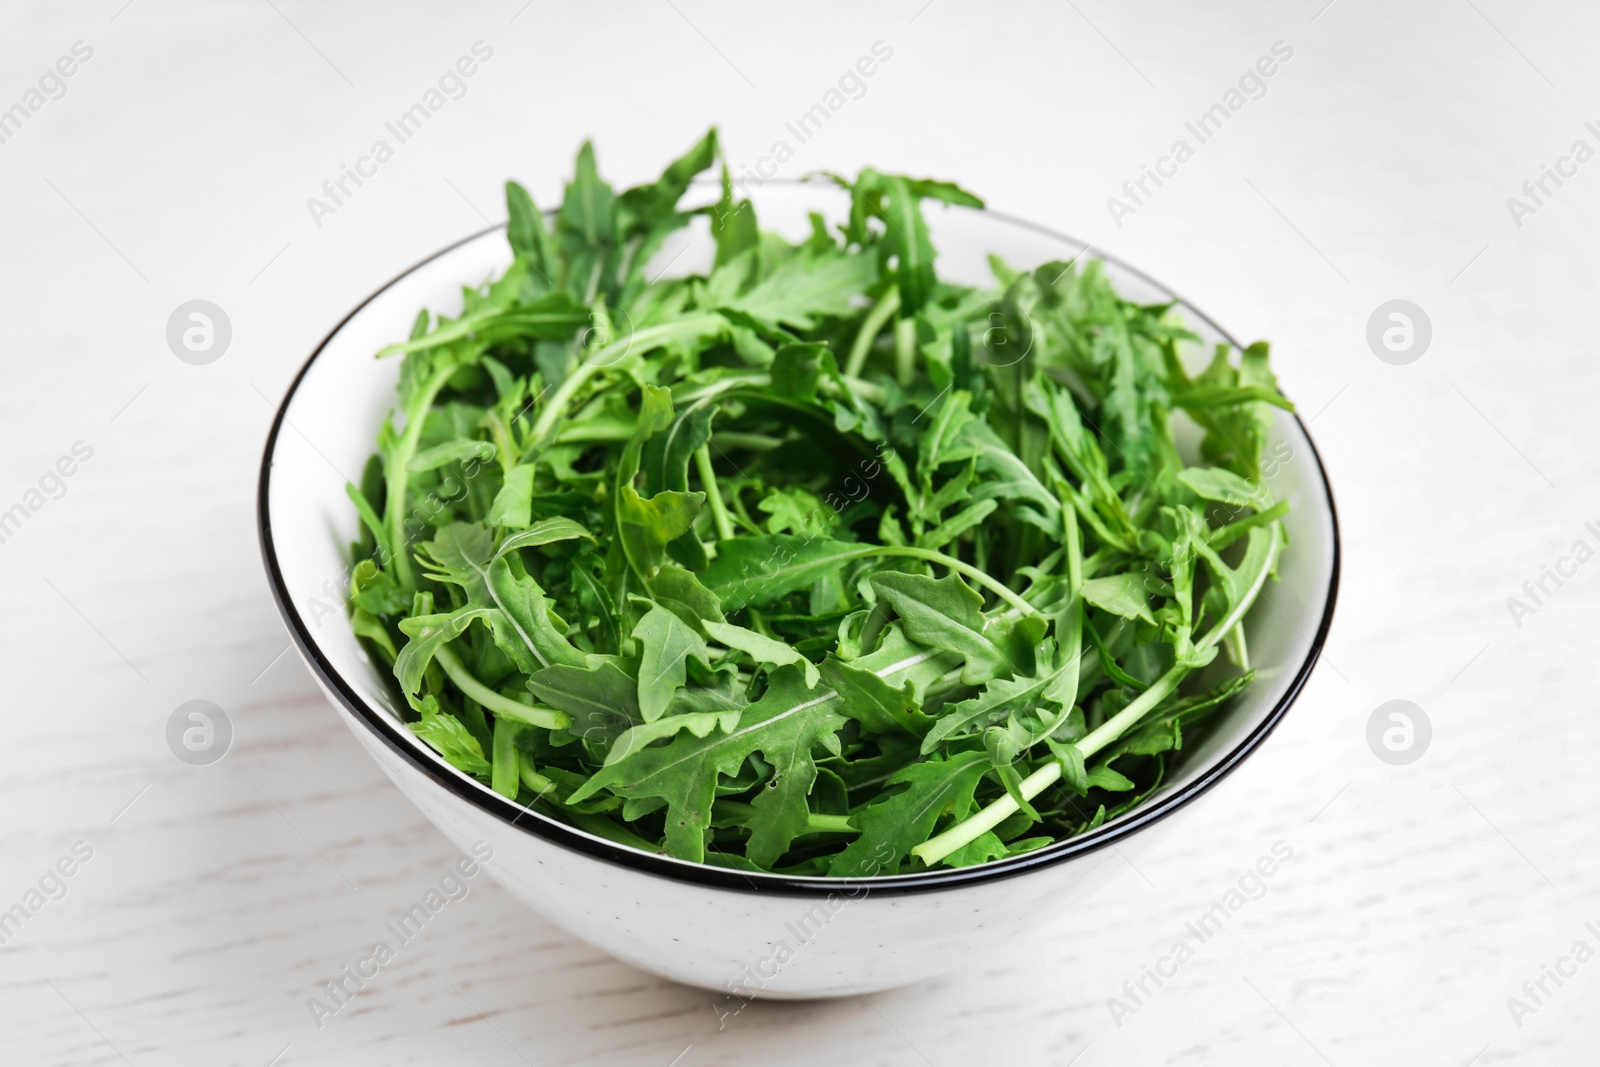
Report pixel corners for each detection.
[345,131,1293,876]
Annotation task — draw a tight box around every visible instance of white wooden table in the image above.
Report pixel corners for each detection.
[2,1,1593,1063]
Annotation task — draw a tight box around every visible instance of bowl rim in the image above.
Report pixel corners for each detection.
[257,198,1341,898]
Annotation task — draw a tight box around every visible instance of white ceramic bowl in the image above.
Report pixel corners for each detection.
[258,181,1340,999]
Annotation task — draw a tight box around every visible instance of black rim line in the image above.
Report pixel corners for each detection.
[256,200,1342,899]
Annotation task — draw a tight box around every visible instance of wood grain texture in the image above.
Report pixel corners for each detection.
[2,0,1595,1063]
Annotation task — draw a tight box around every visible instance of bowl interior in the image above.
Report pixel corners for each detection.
[261,180,1337,885]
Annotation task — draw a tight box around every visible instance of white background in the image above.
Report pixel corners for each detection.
[1,1,1594,1064]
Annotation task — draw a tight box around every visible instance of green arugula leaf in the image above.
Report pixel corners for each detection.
[407,438,496,473]
[869,571,1009,684]
[769,342,834,402]
[701,535,863,612]
[617,127,718,234]
[644,563,726,628]
[719,249,876,332]
[488,466,536,527]
[527,658,641,746]
[1081,573,1156,625]
[569,666,845,864]
[558,141,617,300]
[634,601,710,722]
[616,385,706,579]
[395,607,491,697]
[704,618,820,688]
[818,657,930,736]
[505,180,557,289]
[607,708,740,765]
[1177,467,1272,509]
[410,698,492,778]
[861,170,936,315]
[711,165,758,268]
[920,635,1081,754]
[829,751,990,876]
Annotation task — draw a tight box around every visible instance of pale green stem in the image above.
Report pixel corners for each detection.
[385,364,457,592]
[710,432,784,452]
[894,315,918,387]
[923,665,968,700]
[715,800,857,835]
[1074,664,1188,756]
[838,375,887,406]
[486,413,516,475]
[491,717,521,798]
[696,445,736,542]
[845,289,900,377]
[1225,626,1250,672]
[1064,498,1083,597]
[552,424,635,445]
[1195,524,1282,654]
[911,663,1188,867]
[434,644,570,730]
[377,309,494,358]
[518,756,559,797]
